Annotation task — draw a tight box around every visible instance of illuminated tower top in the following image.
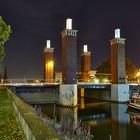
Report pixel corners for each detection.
[46,40,51,48]
[82,45,91,55]
[44,40,54,52]
[66,18,72,30]
[111,29,125,45]
[115,29,120,38]
[62,18,78,37]
[83,45,88,52]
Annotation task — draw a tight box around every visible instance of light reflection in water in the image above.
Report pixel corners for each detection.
[80,97,85,109]
[39,98,140,140]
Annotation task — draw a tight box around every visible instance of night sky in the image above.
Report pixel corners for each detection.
[0,0,140,79]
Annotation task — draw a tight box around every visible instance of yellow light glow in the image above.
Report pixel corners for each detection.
[81,88,84,97]
[94,78,99,84]
[103,78,109,83]
[86,121,97,126]
[45,61,54,74]
[35,80,40,83]
[45,60,54,82]
[137,71,140,77]
[80,98,85,109]
[47,61,54,68]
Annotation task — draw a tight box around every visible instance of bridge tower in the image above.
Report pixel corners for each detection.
[61,18,78,84]
[110,29,129,102]
[80,45,91,82]
[57,18,78,107]
[111,29,126,84]
[44,40,54,83]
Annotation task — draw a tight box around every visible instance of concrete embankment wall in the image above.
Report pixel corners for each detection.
[7,89,62,140]
[9,85,58,104]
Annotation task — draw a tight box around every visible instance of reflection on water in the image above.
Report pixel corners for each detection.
[128,109,140,129]
[129,112,140,126]
[39,98,140,140]
[35,105,94,139]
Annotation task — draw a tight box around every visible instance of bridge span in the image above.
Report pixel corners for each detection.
[1,82,111,89]
[2,82,140,104]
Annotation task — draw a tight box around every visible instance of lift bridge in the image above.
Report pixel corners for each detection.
[3,82,111,104]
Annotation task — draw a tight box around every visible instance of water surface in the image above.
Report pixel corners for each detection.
[39,98,140,140]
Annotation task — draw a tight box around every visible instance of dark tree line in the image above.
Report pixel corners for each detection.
[96,58,138,82]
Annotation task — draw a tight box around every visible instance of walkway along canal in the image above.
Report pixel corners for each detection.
[0,87,24,140]
[1,87,62,140]
[7,85,140,140]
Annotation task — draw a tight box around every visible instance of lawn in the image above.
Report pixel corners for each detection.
[0,88,24,140]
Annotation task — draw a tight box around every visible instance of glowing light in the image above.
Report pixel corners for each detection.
[81,88,84,97]
[136,71,140,77]
[46,40,51,48]
[115,29,120,38]
[80,98,85,109]
[66,18,72,29]
[137,71,140,83]
[47,61,54,70]
[103,78,109,83]
[35,80,40,83]
[94,78,99,84]
[83,45,88,52]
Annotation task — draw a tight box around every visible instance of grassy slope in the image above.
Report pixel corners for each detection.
[0,88,24,140]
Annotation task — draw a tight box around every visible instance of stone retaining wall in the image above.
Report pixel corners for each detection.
[7,89,62,140]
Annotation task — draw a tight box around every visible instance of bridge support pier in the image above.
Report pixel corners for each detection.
[80,88,84,97]
[111,84,129,102]
[56,84,78,107]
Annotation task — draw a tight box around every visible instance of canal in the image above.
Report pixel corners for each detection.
[13,86,140,140]
[38,97,140,140]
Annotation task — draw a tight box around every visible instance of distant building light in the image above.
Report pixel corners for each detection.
[46,40,51,48]
[66,18,72,30]
[83,45,88,52]
[94,78,99,84]
[35,80,40,83]
[115,29,120,38]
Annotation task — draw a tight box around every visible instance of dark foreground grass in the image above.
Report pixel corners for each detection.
[0,88,24,140]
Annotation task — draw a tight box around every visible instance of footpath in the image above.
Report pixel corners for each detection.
[0,87,24,140]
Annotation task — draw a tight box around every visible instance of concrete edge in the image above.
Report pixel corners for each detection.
[7,88,63,140]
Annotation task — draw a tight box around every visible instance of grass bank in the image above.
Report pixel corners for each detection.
[0,87,24,140]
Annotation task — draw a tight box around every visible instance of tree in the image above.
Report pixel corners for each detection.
[96,58,138,82]
[96,59,111,74]
[0,16,12,61]
[125,58,137,81]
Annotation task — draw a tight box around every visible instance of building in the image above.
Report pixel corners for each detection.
[61,18,78,84]
[44,40,55,83]
[110,29,126,84]
[80,45,91,82]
